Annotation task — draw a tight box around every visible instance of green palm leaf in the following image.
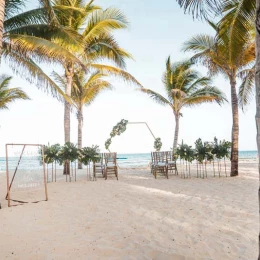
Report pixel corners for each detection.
[82,8,128,41]
[183,86,227,107]
[238,67,255,110]
[0,75,30,110]
[89,63,142,87]
[137,88,172,107]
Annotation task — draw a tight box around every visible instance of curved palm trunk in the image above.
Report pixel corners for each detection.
[0,0,5,55]
[255,2,260,257]
[64,63,74,174]
[77,106,83,169]
[173,113,180,153]
[230,76,239,176]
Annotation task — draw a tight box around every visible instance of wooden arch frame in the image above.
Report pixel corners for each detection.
[5,143,48,207]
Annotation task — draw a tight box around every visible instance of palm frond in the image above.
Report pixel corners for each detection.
[176,0,222,19]
[82,8,128,41]
[238,67,255,110]
[2,47,71,102]
[4,8,48,31]
[0,75,30,110]
[137,88,172,107]
[6,34,85,67]
[89,64,142,87]
[83,33,133,69]
[183,86,227,107]
[5,0,25,19]
[217,0,255,65]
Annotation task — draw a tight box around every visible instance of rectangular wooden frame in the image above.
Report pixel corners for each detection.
[5,143,48,207]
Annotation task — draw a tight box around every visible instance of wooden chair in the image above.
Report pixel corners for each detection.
[103,152,118,180]
[152,151,168,179]
[165,151,178,175]
[93,153,105,180]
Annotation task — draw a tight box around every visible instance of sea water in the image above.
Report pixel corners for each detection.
[0,151,257,171]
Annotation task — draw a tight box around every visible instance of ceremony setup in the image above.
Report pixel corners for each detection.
[0,0,258,259]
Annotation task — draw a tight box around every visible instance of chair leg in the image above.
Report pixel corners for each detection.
[116,167,118,180]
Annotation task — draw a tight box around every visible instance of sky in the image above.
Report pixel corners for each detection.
[0,0,257,156]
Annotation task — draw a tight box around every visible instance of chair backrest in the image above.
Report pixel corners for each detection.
[153,151,166,163]
[165,151,175,162]
[103,152,117,165]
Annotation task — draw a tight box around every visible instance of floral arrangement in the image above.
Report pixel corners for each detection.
[154,137,162,151]
[105,119,128,150]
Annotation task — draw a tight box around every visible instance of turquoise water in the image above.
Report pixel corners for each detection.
[0,151,257,170]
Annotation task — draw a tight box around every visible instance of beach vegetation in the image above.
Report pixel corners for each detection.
[0,75,30,110]
[183,19,254,176]
[138,57,226,152]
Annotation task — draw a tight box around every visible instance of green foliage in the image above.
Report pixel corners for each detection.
[154,138,162,152]
[78,145,100,165]
[194,138,213,163]
[212,137,231,160]
[176,141,194,162]
[0,75,30,110]
[58,142,79,163]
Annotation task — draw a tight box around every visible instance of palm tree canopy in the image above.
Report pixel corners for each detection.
[138,56,227,115]
[3,0,86,100]
[52,0,132,69]
[183,20,255,109]
[176,0,254,22]
[0,75,30,110]
[52,69,113,111]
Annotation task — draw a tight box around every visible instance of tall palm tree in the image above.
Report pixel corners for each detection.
[53,0,139,144]
[138,57,226,151]
[183,21,255,176]
[53,70,113,169]
[52,0,141,173]
[0,75,30,110]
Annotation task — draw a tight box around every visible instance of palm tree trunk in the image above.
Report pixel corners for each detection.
[77,106,83,169]
[64,63,74,174]
[229,75,239,176]
[255,3,260,258]
[0,0,5,55]
[173,113,180,152]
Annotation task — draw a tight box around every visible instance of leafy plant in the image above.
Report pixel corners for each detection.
[176,141,194,178]
[194,138,213,178]
[78,146,100,166]
[59,142,79,163]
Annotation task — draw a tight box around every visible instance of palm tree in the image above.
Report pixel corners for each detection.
[53,70,113,169]
[0,75,30,110]
[138,57,226,151]
[52,0,139,144]
[52,0,141,173]
[183,20,255,176]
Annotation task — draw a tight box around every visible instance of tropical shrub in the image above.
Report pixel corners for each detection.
[78,146,100,166]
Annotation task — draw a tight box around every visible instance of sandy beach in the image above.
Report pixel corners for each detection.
[0,160,258,260]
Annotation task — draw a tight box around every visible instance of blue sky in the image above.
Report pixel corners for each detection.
[0,0,256,155]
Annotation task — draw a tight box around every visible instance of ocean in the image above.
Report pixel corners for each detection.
[0,151,257,171]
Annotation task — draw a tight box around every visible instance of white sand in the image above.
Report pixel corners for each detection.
[0,161,258,260]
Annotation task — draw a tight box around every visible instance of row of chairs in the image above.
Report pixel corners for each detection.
[151,151,178,179]
[93,153,118,180]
